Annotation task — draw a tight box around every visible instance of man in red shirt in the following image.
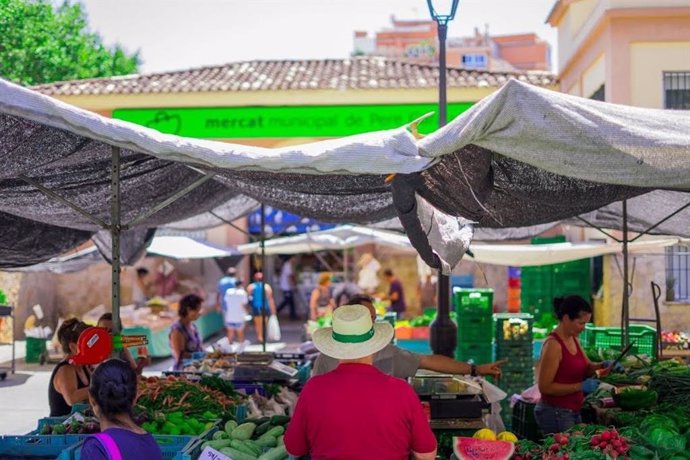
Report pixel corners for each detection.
[284,304,437,460]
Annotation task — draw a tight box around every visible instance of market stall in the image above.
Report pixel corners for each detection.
[4,76,690,459]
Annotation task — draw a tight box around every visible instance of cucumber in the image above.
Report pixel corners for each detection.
[231,422,257,441]
[206,439,233,450]
[231,439,257,457]
[244,440,262,456]
[256,435,277,448]
[264,426,285,438]
[276,435,284,446]
[255,421,272,437]
[270,415,291,426]
[257,445,288,460]
[224,419,238,434]
[213,430,229,440]
[220,447,257,460]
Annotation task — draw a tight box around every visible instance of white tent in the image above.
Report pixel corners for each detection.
[237,225,679,267]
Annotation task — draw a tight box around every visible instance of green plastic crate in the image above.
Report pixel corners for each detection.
[495,341,533,359]
[454,288,493,316]
[25,337,47,364]
[455,341,493,364]
[580,324,656,356]
[457,315,493,343]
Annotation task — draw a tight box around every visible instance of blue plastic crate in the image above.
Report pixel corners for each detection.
[0,434,82,459]
[69,404,90,415]
[296,361,311,384]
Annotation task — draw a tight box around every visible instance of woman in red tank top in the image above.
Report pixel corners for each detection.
[535,296,611,435]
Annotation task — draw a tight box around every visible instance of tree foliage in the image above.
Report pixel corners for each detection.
[0,0,140,86]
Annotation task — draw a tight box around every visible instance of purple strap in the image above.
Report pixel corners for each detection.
[92,433,123,460]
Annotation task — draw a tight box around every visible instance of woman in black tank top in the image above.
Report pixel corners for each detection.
[49,319,92,416]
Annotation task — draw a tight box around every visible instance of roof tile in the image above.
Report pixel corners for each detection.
[32,57,556,96]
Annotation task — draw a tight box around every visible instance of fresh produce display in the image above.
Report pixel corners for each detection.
[661,330,689,349]
[454,437,515,460]
[199,415,290,460]
[182,353,236,375]
[502,319,530,341]
[245,387,298,419]
[512,425,632,460]
[39,417,101,435]
[136,376,245,419]
[139,410,215,436]
[611,388,657,411]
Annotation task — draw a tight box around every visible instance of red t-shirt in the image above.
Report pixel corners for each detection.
[284,363,437,460]
[541,332,588,411]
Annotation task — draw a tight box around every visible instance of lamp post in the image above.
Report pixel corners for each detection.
[427,0,460,357]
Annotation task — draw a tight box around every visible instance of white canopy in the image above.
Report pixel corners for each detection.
[237,225,679,266]
[237,225,412,255]
[468,238,680,267]
[146,236,239,259]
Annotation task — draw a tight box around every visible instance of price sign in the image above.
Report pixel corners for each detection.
[199,447,232,460]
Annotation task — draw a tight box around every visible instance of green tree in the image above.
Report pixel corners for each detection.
[0,0,140,86]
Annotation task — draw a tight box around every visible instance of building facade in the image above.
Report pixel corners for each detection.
[354,18,551,72]
[548,0,690,329]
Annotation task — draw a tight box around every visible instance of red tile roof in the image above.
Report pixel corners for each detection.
[32,57,556,96]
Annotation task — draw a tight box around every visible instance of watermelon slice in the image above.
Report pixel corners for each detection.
[453,437,515,460]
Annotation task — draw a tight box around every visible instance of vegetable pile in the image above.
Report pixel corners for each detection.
[135,375,245,419]
[200,416,290,460]
[512,425,631,460]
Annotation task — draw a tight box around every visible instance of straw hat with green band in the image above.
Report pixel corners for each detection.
[312,304,393,360]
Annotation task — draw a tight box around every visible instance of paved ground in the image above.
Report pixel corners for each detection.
[0,318,308,435]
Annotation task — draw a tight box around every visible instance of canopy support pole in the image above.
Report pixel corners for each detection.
[209,211,259,242]
[621,200,629,347]
[629,201,690,243]
[260,203,267,352]
[18,175,109,229]
[111,146,122,335]
[575,216,622,243]
[124,172,216,229]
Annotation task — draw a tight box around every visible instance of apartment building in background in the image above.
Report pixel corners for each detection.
[353,16,551,72]
[547,0,690,329]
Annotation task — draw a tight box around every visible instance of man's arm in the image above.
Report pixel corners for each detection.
[418,355,506,377]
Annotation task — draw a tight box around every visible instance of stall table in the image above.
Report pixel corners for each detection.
[123,311,224,358]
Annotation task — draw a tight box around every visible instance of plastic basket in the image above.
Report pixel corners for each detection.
[580,324,657,356]
[512,400,542,441]
[455,342,493,364]
[69,404,90,415]
[0,434,81,459]
[457,315,493,343]
[494,313,534,343]
[296,361,311,384]
[411,327,430,340]
[453,288,493,316]
[25,337,48,364]
[233,382,268,397]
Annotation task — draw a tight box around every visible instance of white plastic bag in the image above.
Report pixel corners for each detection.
[267,315,281,341]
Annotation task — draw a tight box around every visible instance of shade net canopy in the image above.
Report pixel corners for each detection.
[2,77,690,272]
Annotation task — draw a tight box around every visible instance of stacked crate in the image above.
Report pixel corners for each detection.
[454,288,494,364]
[494,313,535,428]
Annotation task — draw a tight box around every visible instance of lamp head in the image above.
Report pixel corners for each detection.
[426,0,460,24]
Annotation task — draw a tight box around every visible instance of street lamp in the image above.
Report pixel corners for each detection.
[427,0,460,357]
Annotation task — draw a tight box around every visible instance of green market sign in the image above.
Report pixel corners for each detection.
[112,102,474,138]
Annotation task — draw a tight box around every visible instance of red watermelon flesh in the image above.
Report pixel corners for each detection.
[453,437,515,460]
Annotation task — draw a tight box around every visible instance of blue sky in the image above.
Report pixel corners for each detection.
[76,0,559,73]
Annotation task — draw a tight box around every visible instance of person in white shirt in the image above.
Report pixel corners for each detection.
[276,255,298,320]
[223,280,249,343]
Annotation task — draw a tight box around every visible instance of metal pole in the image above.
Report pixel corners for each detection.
[111,146,122,335]
[260,204,267,352]
[429,20,458,358]
[621,200,629,347]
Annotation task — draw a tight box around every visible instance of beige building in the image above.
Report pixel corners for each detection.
[548,0,690,330]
